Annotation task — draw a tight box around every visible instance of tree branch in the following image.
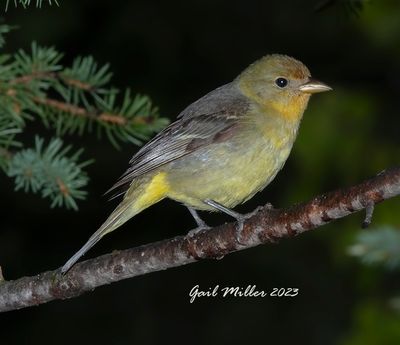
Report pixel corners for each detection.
[10,71,156,126]
[32,96,152,125]
[1,167,399,313]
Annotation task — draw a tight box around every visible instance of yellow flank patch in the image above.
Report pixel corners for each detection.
[134,172,169,210]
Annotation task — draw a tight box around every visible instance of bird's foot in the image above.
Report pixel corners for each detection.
[187,207,212,237]
[234,204,272,244]
[234,215,247,245]
[264,202,274,210]
[187,224,212,237]
[234,209,262,245]
[202,199,268,245]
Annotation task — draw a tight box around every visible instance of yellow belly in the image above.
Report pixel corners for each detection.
[165,128,294,210]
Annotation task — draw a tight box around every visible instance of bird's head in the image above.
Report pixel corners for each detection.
[237,54,331,121]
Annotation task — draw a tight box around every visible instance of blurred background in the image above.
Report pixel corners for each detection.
[1,0,400,344]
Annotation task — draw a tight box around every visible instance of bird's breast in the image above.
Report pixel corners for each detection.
[165,120,297,210]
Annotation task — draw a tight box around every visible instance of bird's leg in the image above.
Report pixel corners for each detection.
[203,199,257,244]
[188,207,209,228]
[187,207,211,237]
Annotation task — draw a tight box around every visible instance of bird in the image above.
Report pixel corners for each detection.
[61,54,331,273]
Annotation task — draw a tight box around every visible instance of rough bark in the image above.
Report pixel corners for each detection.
[1,167,399,313]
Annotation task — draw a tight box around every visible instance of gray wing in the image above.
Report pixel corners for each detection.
[107,82,250,197]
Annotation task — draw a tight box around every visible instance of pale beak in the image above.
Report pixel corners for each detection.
[299,78,332,94]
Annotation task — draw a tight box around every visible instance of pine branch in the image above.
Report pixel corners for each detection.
[5,0,59,11]
[0,38,169,209]
[6,46,168,149]
[32,96,156,127]
[348,226,400,269]
[0,116,21,170]
[1,167,399,313]
[7,136,92,210]
[0,24,14,48]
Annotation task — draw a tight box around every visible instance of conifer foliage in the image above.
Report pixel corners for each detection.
[5,0,59,11]
[0,26,168,210]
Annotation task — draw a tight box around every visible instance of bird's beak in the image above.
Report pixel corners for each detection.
[299,78,332,94]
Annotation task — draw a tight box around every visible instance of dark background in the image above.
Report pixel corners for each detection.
[1,1,400,344]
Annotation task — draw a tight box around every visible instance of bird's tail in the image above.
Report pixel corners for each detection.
[61,200,139,274]
[61,172,169,274]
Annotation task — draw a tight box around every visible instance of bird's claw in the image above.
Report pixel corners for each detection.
[187,225,212,238]
[234,204,272,244]
[234,212,256,245]
[235,217,246,245]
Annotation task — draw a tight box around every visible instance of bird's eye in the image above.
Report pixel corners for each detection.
[275,77,288,88]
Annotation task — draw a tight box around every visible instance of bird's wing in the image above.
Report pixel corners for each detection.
[106,82,250,197]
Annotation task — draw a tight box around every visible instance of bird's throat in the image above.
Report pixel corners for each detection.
[268,95,310,123]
